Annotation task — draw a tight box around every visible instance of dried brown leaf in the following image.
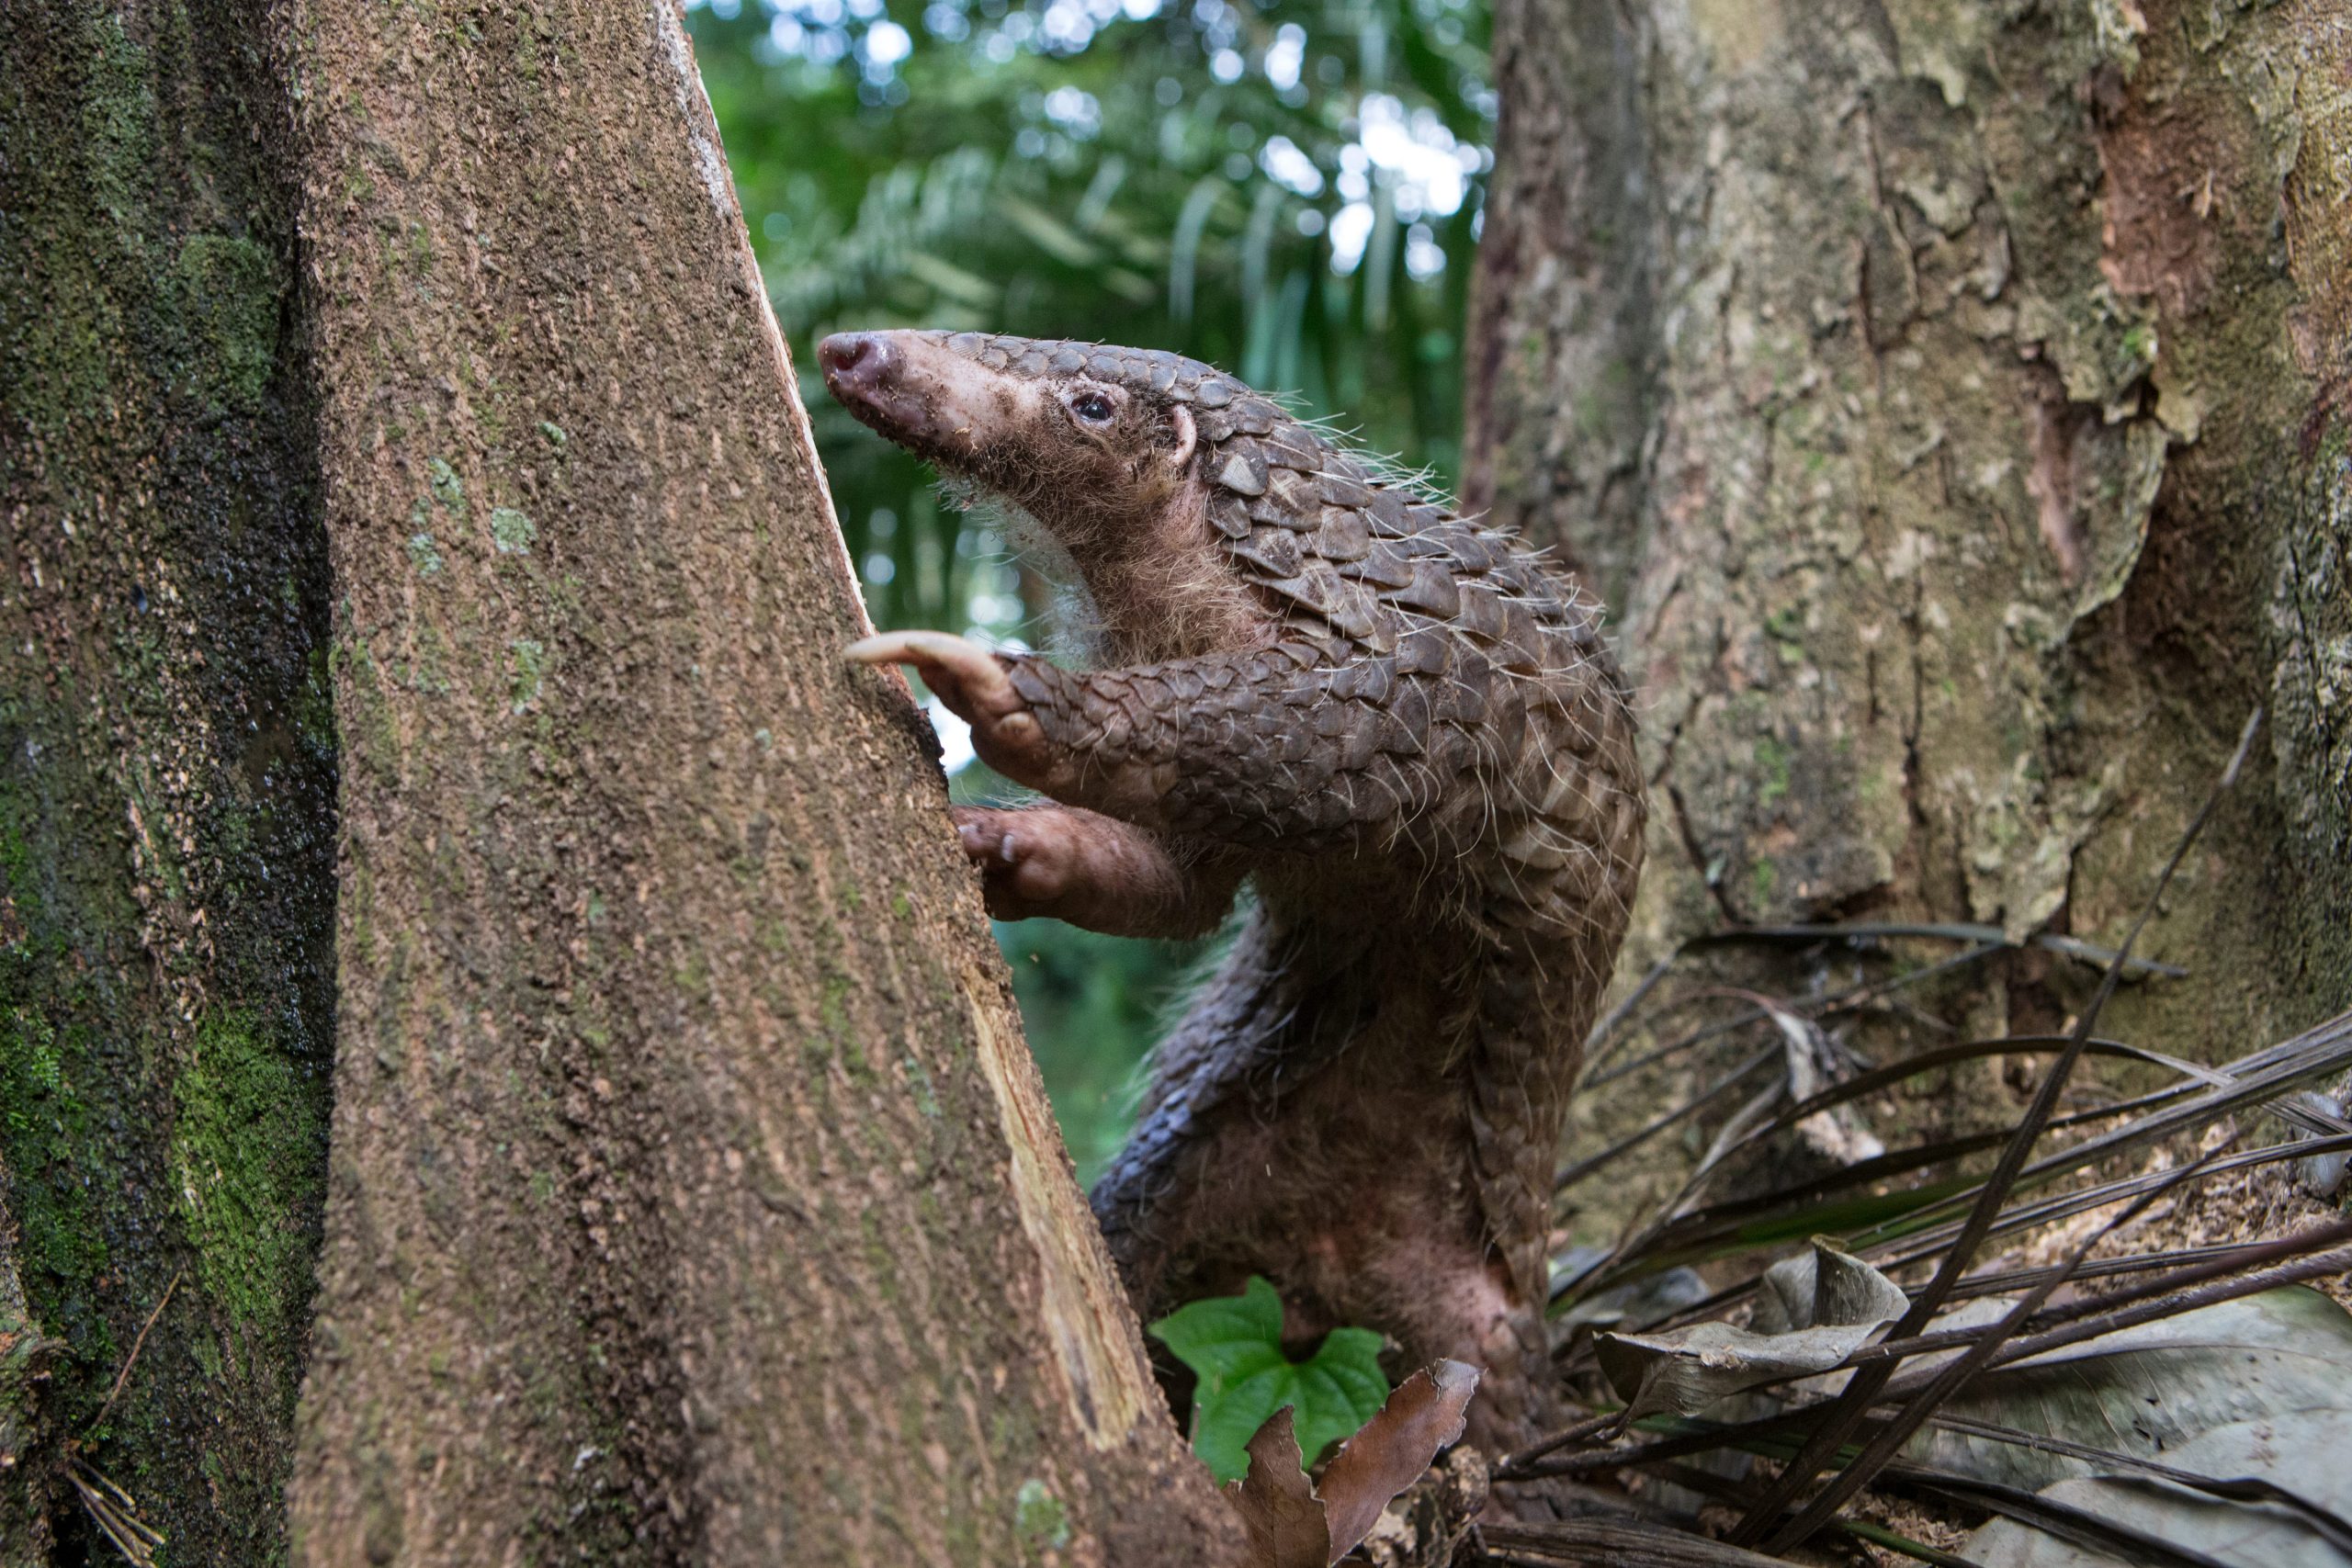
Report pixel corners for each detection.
[1317,1359,1480,1561]
[1220,1362,1484,1568]
[1224,1407,1330,1568]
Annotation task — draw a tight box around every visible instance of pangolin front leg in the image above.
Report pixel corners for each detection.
[950,806,1242,938]
[851,627,1474,853]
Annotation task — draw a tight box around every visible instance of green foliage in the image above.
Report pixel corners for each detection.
[1149,1275,1389,1483]
[170,1009,326,1347]
[989,916,1218,1182]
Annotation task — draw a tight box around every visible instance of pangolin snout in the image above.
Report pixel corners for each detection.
[818,332,892,400]
[819,330,1019,465]
[820,330,938,446]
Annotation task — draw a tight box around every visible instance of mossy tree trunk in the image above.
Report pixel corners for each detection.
[2,1,337,1560]
[6,1,1238,1563]
[1469,0,2352,1215]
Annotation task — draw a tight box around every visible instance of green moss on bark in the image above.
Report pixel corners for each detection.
[171,1010,326,1348]
[2,0,334,1559]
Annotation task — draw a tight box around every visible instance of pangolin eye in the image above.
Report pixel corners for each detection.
[1069,391,1116,424]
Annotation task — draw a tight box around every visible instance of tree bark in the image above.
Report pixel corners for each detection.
[279,0,1234,1562]
[6,1,1238,1562]
[1469,0,2352,1201]
[2,2,335,1559]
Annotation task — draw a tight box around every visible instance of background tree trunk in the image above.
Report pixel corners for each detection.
[1468,0,2352,1218]
[2,1,336,1559]
[6,2,1238,1562]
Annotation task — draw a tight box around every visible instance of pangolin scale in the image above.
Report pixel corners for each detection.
[822,330,1645,1460]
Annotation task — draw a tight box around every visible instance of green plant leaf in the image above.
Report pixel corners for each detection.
[1149,1276,1390,1484]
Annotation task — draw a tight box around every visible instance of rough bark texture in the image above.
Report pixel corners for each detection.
[1,1,335,1560]
[282,2,1236,1564]
[1469,0,2352,1199]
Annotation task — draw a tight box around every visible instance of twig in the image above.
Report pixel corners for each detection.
[1691,921,2188,978]
[1923,1410,2352,1552]
[89,1268,181,1436]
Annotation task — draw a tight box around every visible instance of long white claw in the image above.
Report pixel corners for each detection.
[842,628,1023,718]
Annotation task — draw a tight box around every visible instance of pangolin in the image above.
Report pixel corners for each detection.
[821,330,1645,1456]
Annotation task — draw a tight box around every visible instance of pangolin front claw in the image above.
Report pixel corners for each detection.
[845,629,1051,782]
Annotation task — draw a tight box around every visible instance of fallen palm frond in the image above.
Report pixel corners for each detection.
[1466,709,2352,1566]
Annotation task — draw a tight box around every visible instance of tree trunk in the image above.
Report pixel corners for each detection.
[281,0,1233,1561]
[6,2,1238,1563]
[1468,0,2352,1207]
[2,1,336,1559]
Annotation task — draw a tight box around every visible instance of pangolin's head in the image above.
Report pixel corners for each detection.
[820,330,1322,656]
[819,330,1251,532]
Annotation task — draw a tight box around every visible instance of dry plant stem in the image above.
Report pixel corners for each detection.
[1725,708,2262,1548]
[1690,923,2186,979]
[1551,1135,2352,1393]
[1644,1459,1988,1568]
[1478,1519,1792,1566]
[1852,1017,2352,1261]
[67,1463,164,1568]
[1882,1239,2352,1394]
[1549,1032,2267,1335]
[1854,1215,2352,1370]
[1506,1234,2352,1484]
[1868,1128,2352,1278]
[1579,1017,2345,1285]
[1579,921,2180,1086]
[1498,1407,1629,1474]
[1760,1138,2231,1550]
[1554,1045,1780,1191]
[1578,941,2002,1096]
[1883,1471,2234,1568]
[1512,1230,2352,1480]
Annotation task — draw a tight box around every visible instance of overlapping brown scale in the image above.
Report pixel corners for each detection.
[1262,434,1323,470]
[1230,398,1284,436]
[1213,439,1270,497]
[1228,527,1303,580]
[1310,506,1372,559]
[1391,559,1463,618]
[1206,492,1251,539]
[1339,542,1416,592]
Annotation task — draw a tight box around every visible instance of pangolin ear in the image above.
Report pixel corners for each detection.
[1165,403,1197,470]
